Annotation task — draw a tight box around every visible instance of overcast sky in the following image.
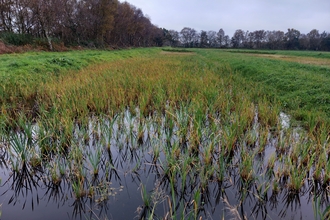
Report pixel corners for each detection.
[119,0,330,37]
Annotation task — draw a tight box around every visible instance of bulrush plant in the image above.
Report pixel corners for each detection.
[202,142,215,168]
[8,118,36,172]
[87,147,102,176]
[288,166,306,193]
[222,124,238,158]
[234,97,255,134]
[276,129,291,155]
[173,105,190,146]
[313,152,326,182]
[266,152,276,176]
[256,126,269,154]
[245,129,258,148]
[257,98,280,129]
[151,142,160,164]
[239,146,255,184]
[72,177,86,199]
[179,153,194,192]
[99,114,118,152]
[9,131,30,172]
[323,158,330,184]
[48,158,63,185]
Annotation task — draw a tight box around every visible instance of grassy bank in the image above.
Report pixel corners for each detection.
[2,48,329,126]
[0,48,159,120]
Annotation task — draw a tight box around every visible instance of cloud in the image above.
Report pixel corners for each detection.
[119,0,330,36]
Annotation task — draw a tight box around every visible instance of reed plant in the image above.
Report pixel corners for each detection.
[193,189,201,220]
[239,147,255,184]
[286,158,306,192]
[48,158,62,185]
[8,125,34,171]
[257,98,280,129]
[216,149,226,182]
[266,152,276,176]
[72,177,86,199]
[222,124,238,158]
[87,148,102,176]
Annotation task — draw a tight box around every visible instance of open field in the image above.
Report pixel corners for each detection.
[0,48,329,219]
[203,49,330,127]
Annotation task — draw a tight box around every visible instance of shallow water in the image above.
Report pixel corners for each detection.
[0,110,328,219]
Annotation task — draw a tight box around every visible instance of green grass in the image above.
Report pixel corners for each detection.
[225,49,277,55]
[0,48,159,74]
[195,49,330,127]
[162,48,194,53]
[224,49,330,59]
[0,48,159,120]
[1,47,329,135]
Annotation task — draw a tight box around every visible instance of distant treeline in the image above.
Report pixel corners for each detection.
[0,0,329,51]
[165,28,330,51]
[0,0,163,49]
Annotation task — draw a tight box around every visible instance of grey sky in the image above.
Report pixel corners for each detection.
[119,0,330,37]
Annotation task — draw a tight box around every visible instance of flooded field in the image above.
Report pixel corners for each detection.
[0,48,330,219]
[0,108,328,219]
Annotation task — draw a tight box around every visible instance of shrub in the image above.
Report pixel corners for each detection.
[0,32,33,46]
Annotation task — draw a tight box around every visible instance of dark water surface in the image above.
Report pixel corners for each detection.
[0,111,328,219]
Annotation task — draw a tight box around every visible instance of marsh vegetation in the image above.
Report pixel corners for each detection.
[0,48,329,219]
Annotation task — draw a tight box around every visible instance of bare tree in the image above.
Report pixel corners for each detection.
[217,28,225,47]
[0,0,14,32]
[223,35,230,48]
[320,31,330,51]
[180,27,196,47]
[96,0,117,46]
[299,34,309,50]
[285,28,300,49]
[265,30,284,49]
[253,30,266,49]
[200,30,208,48]
[28,0,59,50]
[168,29,180,46]
[207,30,217,47]
[307,29,320,50]
[244,31,254,48]
[231,29,245,48]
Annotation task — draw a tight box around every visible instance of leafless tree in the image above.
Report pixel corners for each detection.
[217,28,225,47]
[180,27,197,47]
[231,29,245,48]
[207,30,217,47]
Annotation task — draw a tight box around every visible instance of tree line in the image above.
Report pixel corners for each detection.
[1,0,329,51]
[0,0,163,49]
[164,28,330,51]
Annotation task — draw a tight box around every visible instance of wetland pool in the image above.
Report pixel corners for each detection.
[0,109,328,219]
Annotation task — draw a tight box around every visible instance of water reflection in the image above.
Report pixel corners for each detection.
[0,110,328,219]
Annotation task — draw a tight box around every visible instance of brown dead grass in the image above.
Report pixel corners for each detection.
[0,41,17,54]
[0,40,47,54]
[0,40,71,54]
[249,54,330,67]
